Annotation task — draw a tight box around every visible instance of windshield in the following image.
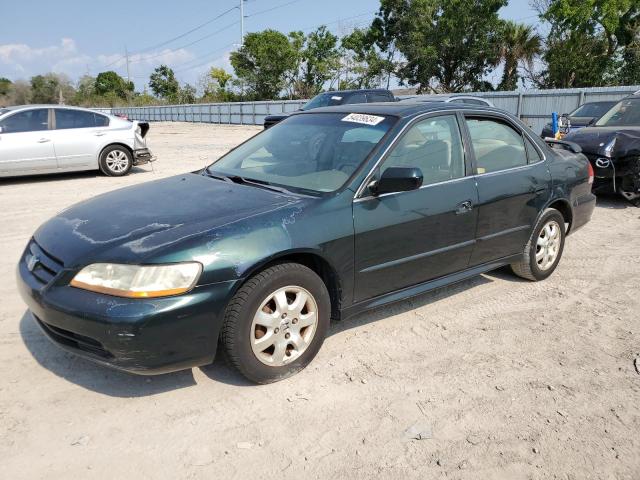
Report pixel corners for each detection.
[0,108,9,117]
[595,98,640,127]
[571,102,614,118]
[208,112,396,193]
[300,93,345,111]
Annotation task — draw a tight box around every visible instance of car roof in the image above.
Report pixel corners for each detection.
[295,101,498,119]
[2,104,104,113]
[316,89,392,95]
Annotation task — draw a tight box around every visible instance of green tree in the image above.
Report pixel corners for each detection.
[177,83,197,104]
[497,21,542,90]
[375,0,506,93]
[149,65,179,100]
[289,26,341,98]
[94,71,133,99]
[534,0,639,85]
[200,67,236,101]
[0,77,11,96]
[341,26,397,89]
[30,73,75,104]
[230,29,297,99]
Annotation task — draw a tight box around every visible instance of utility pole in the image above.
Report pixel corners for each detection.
[240,0,245,46]
[125,45,131,83]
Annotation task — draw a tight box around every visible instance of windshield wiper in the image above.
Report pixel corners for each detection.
[226,175,293,194]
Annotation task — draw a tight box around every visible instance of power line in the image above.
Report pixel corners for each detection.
[246,0,307,18]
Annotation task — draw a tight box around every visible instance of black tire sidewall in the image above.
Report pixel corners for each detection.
[528,210,566,280]
[228,265,331,383]
[100,146,132,177]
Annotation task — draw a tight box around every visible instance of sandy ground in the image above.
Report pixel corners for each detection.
[1,122,639,480]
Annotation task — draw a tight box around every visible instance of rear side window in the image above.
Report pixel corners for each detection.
[465,117,527,174]
[54,109,104,129]
[0,109,48,133]
[94,114,110,127]
[525,137,543,164]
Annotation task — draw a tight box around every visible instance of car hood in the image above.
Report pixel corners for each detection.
[564,126,640,158]
[34,173,304,267]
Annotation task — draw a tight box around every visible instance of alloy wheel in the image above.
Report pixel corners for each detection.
[105,150,129,173]
[536,220,561,271]
[250,286,319,366]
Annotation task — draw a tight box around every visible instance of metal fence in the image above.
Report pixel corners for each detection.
[106,85,640,134]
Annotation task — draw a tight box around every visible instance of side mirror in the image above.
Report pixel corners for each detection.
[587,117,596,126]
[369,167,423,195]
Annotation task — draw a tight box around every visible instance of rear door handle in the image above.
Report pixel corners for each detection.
[455,200,473,215]
[94,132,107,137]
[37,138,51,143]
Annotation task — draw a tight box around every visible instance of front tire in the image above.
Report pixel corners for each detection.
[511,208,566,281]
[99,145,132,177]
[221,263,331,384]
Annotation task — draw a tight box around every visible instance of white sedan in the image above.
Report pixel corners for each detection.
[0,105,154,178]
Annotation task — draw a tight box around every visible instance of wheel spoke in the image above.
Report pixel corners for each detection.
[297,311,316,329]
[289,333,307,352]
[272,341,287,364]
[253,333,276,352]
[289,291,308,315]
[273,291,289,314]
[535,248,545,262]
[254,310,279,329]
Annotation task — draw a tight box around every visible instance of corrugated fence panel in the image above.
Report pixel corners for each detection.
[99,86,639,133]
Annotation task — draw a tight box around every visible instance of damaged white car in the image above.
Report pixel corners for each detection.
[0,105,153,178]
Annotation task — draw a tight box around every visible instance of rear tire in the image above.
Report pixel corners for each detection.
[221,263,331,384]
[511,208,566,281]
[99,145,132,177]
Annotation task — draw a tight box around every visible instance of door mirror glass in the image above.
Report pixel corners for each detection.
[372,167,423,195]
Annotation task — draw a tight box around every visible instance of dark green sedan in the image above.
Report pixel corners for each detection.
[17,102,596,383]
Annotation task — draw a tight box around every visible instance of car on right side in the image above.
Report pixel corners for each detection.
[563,94,640,205]
[540,100,616,139]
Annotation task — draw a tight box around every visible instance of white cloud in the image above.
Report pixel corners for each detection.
[0,38,199,89]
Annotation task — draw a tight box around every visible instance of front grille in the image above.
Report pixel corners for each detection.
[35,316,113,359]
[25,240,64,285]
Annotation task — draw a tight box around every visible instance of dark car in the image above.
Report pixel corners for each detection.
[540,101,616,139]
[18,102,595,384]
[263,89,395,128]
[564,94,640,204]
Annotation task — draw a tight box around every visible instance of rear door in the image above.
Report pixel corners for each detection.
[50,109,106,170]
[353,113,478,302]
[0,108,57,175]
[462,114,551,266]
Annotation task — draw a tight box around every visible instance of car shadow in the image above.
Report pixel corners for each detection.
[19,311,197,397]
[595,192,634,209]
[0,166,151,186]
[19,270,516,392]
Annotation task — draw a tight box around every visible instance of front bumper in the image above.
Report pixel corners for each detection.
[133,148,155,165]
[17,241,236,375]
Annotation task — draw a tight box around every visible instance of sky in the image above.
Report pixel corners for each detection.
[0,0,540,91]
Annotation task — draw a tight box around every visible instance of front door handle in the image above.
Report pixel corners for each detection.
[455,200,473,215]
[37,138,51,143]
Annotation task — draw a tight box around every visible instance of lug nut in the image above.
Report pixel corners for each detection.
[274,328,279,334]
[285,333,290,339]
[292,318,298,324]
[281,313,287,319]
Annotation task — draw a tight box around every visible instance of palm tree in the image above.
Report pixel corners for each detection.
[498,21,542,91]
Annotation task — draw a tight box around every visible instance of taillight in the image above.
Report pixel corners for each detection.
[587,161,594,185]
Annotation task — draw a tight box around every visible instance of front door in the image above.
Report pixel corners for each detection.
[353,113,478,303]
[0,108,57,175]
[462,115,551,266]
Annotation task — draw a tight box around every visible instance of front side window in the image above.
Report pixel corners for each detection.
[595,98,640,127]
[381,114,465,185]
[465,117,527,174]
[55,109,97,129]
[0,109,48,133]
[208,113,396,193]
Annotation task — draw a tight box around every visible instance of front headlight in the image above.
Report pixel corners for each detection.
[70,262,202,298]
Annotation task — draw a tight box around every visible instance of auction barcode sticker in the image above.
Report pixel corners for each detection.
[341,113,385,126]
